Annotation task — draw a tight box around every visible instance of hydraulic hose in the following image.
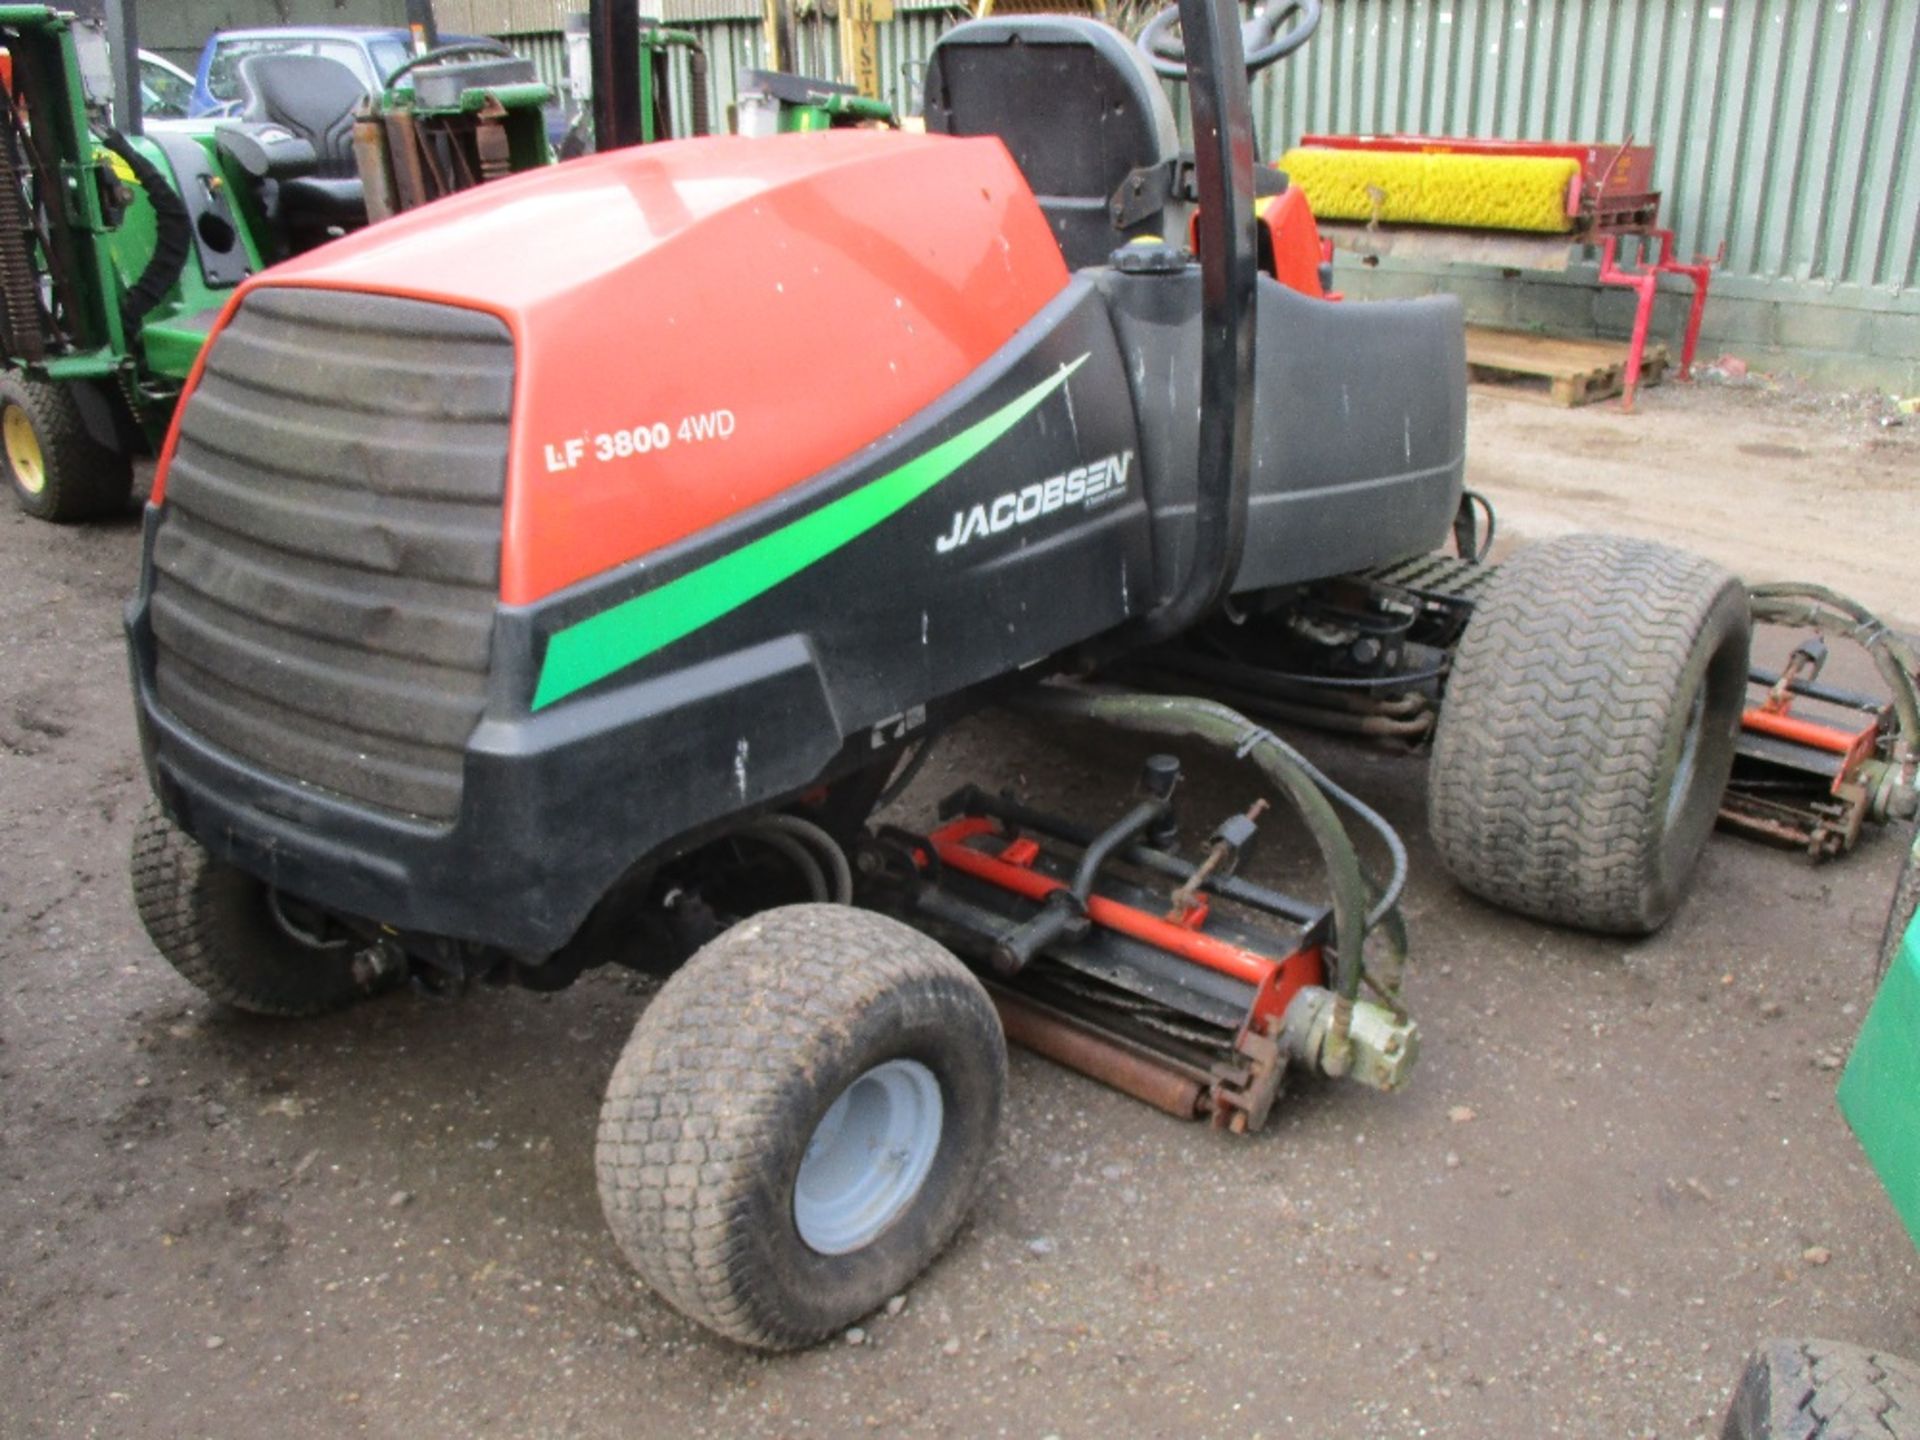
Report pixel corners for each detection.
[743,812,854,904]
[98,130,190,331]
[1011,686,1398,1005]
[738,821,830,902]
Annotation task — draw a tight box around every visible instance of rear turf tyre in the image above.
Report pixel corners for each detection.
[1429,533,1750,934]
[596,903,1006,1350]
[1722,1338,1920,1439]
[130,798,367,1017]
[1,373,133,523]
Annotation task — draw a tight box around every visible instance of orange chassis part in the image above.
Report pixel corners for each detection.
[1727,684,1886,857]
[925,816,1325,1038]
[1741,705,1878,770]
[1189,183,1334,300]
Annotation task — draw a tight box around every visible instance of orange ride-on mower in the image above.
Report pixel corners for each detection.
[124,0,1756,1348]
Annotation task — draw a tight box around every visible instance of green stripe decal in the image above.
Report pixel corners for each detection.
[531,354,1089,710]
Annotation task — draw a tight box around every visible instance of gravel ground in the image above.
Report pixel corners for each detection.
[2,379,1917,1439]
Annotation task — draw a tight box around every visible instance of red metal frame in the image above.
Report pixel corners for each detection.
[1596,228,1715,411]
[925,816,1325,1034]
[1741,671,1883,790]
[1727,692,1885,857]
[1296,132,1714,412]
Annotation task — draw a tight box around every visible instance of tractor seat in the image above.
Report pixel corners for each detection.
[237,53,368,228]
[923,16,1183,270]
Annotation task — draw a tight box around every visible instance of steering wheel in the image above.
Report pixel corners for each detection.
[1138,0,1322,80]
[380,40,520,92]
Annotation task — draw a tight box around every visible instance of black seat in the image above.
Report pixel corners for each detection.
[237,53,368,232]
[923,16,1184,269]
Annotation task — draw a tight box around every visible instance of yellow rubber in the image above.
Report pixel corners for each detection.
[1278,148,1581,233]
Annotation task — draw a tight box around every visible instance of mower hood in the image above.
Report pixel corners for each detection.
[164,132,1070,604]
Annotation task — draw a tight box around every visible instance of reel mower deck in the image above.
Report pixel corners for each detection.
[862,765,1413,1137]
[1128,545,1919,867]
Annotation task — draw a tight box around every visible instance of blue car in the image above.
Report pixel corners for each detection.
[187,25,486,118]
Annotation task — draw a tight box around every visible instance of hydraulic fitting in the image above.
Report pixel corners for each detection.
[1280,985,1419,1092]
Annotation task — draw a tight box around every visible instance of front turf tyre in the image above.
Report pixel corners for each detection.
[1722,1338,1920,1439]
[1429,533,1750,934]
[1,373,133,522]
[596,904,1007,1350]
[130,798,368,1017]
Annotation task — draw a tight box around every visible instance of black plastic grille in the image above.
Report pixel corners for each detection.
[150,286,513,822]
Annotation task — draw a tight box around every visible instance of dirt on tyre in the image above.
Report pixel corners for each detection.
[1,373,133,522]
[131,798,369,1016]
[1723,1337,1920,1438]
[596,903,1006,1350]
[1429,532,1750,934]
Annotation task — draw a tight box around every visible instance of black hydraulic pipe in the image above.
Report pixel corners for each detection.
[98,130,188,327]
[945,786,1320,925]
[588,0,643,152]
[989,797,1167,975]
[1132,0,1258,644]
[105,0,140,137]
[1013,689,1374,1004]
[989,895,1079,976]
[1069,798,1166,901]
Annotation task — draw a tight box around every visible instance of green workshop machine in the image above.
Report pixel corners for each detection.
[0,3,270,521]
[0,1,556,522]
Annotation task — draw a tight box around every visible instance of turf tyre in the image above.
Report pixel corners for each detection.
[1429,533,1750,934]
[130,798,366,1016]
[1,373,133,522]
[1723,1338,1920,1439]
[596,903,1006,1350]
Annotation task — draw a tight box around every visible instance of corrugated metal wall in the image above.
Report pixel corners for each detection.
[631,0,1918,305]
[1254,0,1919,299]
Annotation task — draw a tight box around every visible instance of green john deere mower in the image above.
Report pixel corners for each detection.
[0,4,266,521]
[0,2,556,521]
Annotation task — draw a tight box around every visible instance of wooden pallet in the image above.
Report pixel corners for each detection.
[1465,326,1669,407]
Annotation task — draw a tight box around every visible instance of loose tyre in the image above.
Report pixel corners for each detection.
[1,373,133,522]
[1429,533,1750,934]
[1723,1338,1920,1439]
[596,903,1006,1350]
[130,798,368,1016]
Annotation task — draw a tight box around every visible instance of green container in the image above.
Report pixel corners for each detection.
[1839,877,1920,1254]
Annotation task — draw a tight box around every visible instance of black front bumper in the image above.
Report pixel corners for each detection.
[127,510,850,958]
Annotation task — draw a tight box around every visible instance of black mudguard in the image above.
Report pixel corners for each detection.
[1100,269,1467,600]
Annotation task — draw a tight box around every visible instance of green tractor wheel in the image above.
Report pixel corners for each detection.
[1,373,134,523]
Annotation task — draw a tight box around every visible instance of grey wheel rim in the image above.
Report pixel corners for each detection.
[793,1059,943,1255]
[1665,685,1708,833]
